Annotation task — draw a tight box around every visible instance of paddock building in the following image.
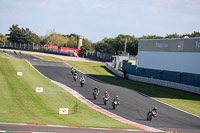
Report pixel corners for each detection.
[123,37,200,87]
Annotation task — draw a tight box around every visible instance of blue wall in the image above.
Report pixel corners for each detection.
[123,60,137,75]
[162,70,180,83]
[123,60,200,87]
[182,73,200,87]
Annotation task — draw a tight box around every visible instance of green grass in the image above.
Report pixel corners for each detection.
[33,54,200,116]
[0,52,139,129]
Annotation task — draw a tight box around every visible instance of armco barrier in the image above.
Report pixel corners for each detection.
[106,63,124,78]
[127,74,200,94]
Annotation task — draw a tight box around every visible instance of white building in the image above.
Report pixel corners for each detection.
[137,37,200,75]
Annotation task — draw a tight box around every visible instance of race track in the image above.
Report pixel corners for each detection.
[1,51,200,133]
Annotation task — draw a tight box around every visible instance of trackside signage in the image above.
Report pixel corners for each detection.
[59,108,69,114]
[36,87,43,92]
[17,72,23,76]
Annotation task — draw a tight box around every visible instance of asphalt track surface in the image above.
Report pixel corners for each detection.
[1,51,200,133]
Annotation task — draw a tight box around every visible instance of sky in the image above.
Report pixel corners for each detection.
[0,0,200,42]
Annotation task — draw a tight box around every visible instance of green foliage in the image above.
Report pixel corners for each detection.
[67,35,77,48]
[45,33,68,46]
[0,33,8,46]
[139,35,163,39]
[94,35,138,55]
[165,33,181,38]
[191,31,200,37]
[7,24,41,45]
[40,33,93,50]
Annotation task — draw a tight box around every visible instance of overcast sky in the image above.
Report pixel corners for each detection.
[0,0,200,42]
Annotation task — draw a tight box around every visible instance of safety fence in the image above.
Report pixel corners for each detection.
[1,43,113,60]
[1,42,79,57]
[86,51,112,62]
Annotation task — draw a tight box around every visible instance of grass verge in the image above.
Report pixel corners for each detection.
[34,54,200,116]
[0,52,139,129]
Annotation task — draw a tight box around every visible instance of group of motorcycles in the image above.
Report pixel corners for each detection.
[71,67,158,120]
[72,69,85,87]
[94,89,120,110]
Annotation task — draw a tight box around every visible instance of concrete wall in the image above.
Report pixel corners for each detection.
[106,63,124,78]
[137,51,200,75]
[123,60,200,88]
[127,74,200,94]
[109,61,200,94]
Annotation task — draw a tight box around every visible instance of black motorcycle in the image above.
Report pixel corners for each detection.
[146,110,157,121]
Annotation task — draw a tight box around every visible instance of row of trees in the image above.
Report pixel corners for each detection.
[94,35,138,55]
[0,24,200,56]
[0,24,93,55]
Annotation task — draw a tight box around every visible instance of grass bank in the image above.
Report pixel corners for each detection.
[0,52,138,129]
[35,55,200,116]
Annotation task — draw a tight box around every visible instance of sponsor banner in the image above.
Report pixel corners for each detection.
[36,87,43,92]
[59,108,69,114]
[17,72,23,76]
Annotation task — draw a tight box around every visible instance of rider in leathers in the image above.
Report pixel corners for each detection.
[93,86,99,95]
[112,96,120,105]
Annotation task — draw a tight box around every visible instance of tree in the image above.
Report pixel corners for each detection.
[7,24,41,45]
[94,34,138,55]
[139,35,163,39]
[191,31,200,37]
[45,33,68,46]
[79,38,93,55]
[0,33,7,46]
[7,24,24,44]
[67,35,77,48]
[165,33,181,38]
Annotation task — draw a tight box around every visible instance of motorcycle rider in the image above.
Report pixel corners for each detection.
[103,91,110,99]
[80,76,86,83]
[71,67,75,75]
[74,70,78,76]
[93,86,99,95]
[73,70,78,81]
[148,107,158,118]
[112,96,120,105]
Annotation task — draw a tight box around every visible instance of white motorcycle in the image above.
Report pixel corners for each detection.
[112,100,119,110]
[103,96,109,105]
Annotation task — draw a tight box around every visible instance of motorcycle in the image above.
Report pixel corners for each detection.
[73,75,78,81]
[112,100,119,110]
[103,96,109,105]
[93,90,98,99]
[80,79,85,87]
[146,110,157,121]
